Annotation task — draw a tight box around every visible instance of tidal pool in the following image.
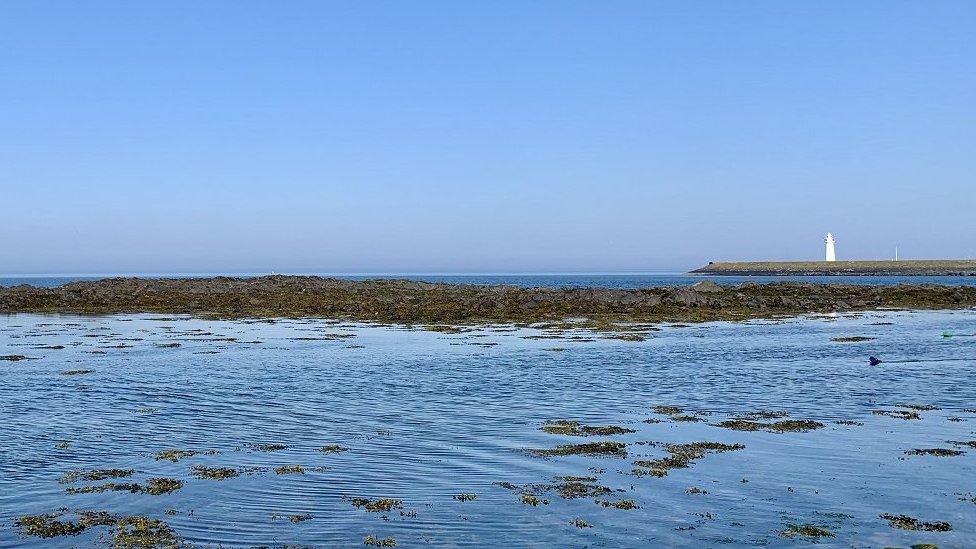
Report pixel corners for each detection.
[1,310,974,547]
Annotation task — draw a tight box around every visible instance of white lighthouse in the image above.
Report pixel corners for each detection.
[825,233,836,262]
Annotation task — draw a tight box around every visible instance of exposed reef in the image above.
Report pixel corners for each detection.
[3,276,976,324]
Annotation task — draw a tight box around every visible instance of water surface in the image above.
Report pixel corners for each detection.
[1,310,974,547]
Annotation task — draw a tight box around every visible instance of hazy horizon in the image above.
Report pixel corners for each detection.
[3,1,974,274]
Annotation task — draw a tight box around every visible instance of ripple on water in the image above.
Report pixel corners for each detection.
[1,310,975,547]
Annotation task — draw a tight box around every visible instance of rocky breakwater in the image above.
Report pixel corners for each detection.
[2,276,976,324]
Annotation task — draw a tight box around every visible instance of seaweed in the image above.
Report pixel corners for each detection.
[319,444,348,454]
[633,441,745,477]
[905,448,964,457]
[453,493,477,502]
[65,478,183,496]
[830,336,875,342]
[67,482,144,495]
[191,465,239,480]
[554,480,613,499]
[78,511,118,528]
[349,498,403,512]
[154,449,217,463]
[873,409,921,420]
[61,369,94,376]
[15,510,183,547]
[519,494,549,506]
[61,469,135,484]
[780,524,835,538]
[246,443,287,452]
[653,405,683,415]
[596,499,639,510]
[275,465,305,474]
[879,513,951,532]
[497,475,617,505]
[540,420,635,437]
[570,518,592,529]
[714,419,824,433]
[738,410,789,420]
[146,478,184,495]
[364,535,397,547]
[949,440,976,449]
[15,512,86,538]
[112,515,182,548]
[288,513,312,523]
[531,441,627,458]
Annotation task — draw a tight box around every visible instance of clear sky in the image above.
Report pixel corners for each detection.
[2,1,974,274]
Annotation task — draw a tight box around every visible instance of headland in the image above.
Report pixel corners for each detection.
[691,260,976,276]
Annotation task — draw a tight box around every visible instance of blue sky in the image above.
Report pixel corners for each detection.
[2,1,974,274]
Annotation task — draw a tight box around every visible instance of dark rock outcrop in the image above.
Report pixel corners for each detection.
[2,276,975,324]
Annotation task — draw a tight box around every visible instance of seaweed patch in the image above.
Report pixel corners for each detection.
[191,465,240,480]
[349,497,403,512]
[879,513,951,532]
[714,419,825,433]
[364,535,397,547]
[633,441,744,478]
[780,524,835,538]
[540,420,635,437]
[530,441,627,458]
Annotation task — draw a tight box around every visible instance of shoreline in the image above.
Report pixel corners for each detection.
[2,275,976,325]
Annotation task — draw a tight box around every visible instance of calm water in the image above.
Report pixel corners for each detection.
[2,273,976,289]
[1,310,975,547]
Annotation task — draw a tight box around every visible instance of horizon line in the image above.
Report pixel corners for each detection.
[0,271,696,278]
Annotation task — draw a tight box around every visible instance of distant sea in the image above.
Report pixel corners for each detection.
[2,273,975,289]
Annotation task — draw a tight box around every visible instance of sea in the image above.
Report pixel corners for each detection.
[1,275,974,547]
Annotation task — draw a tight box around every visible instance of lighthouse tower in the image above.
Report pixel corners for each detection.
[825,233,836,262]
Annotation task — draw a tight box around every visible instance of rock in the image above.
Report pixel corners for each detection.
[689,280,723,293]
